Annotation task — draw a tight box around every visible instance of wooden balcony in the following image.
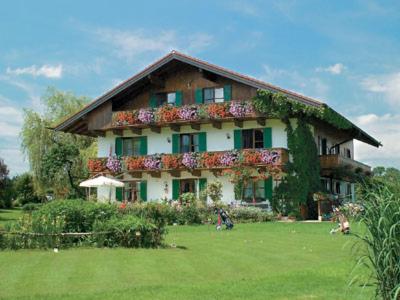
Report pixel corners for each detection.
[319,154,371,177]
[88,148,289,179]
[101,101,266,135]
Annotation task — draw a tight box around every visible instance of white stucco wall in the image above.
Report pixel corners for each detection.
[96,119,286,203]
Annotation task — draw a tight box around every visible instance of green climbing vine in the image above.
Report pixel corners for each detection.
[253,90,323,218]
[253,90,353,130]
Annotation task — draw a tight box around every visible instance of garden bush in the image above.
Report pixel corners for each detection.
[229,206,273,223]
[21,203,42,212]
[93,215,163,248]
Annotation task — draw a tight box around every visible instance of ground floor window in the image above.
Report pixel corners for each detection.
[243,179,265,203]
[116,181,146,202]
[180,179,197,194]
[172,178,207,201]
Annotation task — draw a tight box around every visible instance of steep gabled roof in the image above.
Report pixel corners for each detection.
[54,50,380,147]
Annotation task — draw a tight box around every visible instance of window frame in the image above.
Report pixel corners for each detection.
[122,181,142,202]
[242,128,264,149]
[180,133,200,153]
[243,179,266,203]
[155,91,176,106]
[203,87,224,103]
[122,137,141,156]
[180,179,197,195]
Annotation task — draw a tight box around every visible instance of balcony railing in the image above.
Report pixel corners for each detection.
[88,148,288,177]
[319,154,371,175]
[109,101,266,134]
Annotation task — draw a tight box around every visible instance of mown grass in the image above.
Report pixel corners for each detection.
[0,214,372,300]
[0,208,22,228]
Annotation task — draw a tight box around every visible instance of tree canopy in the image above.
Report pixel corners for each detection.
[20,88,96,198]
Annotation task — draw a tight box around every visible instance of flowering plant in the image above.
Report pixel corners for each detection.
[143,154,162,170]
[179,105,199,121]
[87,158,107,172]
[260,150,280,165]
[106,156,122,173]
[182,152,198,169]
[229,101,247,118]
[158,105,180,123]
[161,154,182,169]
[113,111,137,126]
[242,150,261,165]
[124,156,145,170]
[219,150,239,166]
[201,152,222,168]
[138,108,155,124]
[207,103,230,119]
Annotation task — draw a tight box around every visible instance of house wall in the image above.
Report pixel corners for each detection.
[313,123,354,158]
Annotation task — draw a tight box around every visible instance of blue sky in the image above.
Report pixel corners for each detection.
[0,0,399,175]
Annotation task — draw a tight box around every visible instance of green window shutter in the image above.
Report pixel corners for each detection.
[172,134,180,154]
[263,128,272,148]
[172,179,180,200]
[116,187,123,202]
[224,84,232,101]
[264,178,273,201]
[198,132,207,152]
[199,178,207,193]
[115,137,123,156]
[234,129,242,150]
[175,91,183,106]
[139,136,148,155]
[195,88,203,104]
[140,181,147,201]
[149,93,157,108]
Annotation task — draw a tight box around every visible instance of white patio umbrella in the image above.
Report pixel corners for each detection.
[79,176,124,202]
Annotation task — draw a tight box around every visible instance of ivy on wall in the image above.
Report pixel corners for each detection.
[253,90,353,130]
[253,90,322,217]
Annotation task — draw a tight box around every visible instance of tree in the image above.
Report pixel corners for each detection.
[20,88,95,198]
[14,173,40,205]
[0,158,13,208]
[0,157,9,187]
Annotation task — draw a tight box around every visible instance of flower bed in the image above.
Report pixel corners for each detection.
[111,101,255,127]
[88,149,285,174]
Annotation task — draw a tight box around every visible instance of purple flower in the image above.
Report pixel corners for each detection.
[244,101,254,114]
[143,155,162,170]
[219,151,238,166]
[179,106,199,121]
[106,156,122,173]
[138,109,155,124]
[229,102,247,118]
[260,150,280,165]
[182,152,198,169]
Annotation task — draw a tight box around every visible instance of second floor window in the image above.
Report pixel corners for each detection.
[156,92,176,106]
[203,87,224,103]
[180,133,199,153]
[122,137,141,156]
[242,129,264,149]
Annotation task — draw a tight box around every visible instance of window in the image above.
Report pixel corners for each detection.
[180,179,197,194]
[346,148,351,159]
[203,87,224,103]
[122,138,141,156]
[346,183,352,198]
[123,182,141,202]
[321,178,330,192]
[155,92,176,106]
[180,133,199,153]
[335,182,341,194]
[321,138,327,155]
[243,179,265,203]
[242,129,264,149]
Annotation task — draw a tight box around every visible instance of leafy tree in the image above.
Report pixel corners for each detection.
[13,173,41,205]
[0,157,9,187]
[0,158,13,208]
[20,88,95,198]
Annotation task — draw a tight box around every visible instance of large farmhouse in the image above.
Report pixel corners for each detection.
[54,51,379,215]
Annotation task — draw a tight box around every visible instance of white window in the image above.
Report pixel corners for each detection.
[203,87,224,103]
[214,88,224,103]
[167,92,176,105]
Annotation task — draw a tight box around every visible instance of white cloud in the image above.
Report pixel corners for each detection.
[316,63,346,75]
[228,1,260,16]
[353,113,400,169]
[260,65,329,102]
[88,27,213,62]
[6,64,63,78]
[361,72,400,106]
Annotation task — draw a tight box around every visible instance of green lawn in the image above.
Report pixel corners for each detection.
[0,211,372,300]
[0,208,22,227]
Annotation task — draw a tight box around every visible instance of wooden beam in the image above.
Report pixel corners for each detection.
[112,129,123,136]
[169,124,180,132]
[67,121,87,133]
[189,170,201,177]
[150,126,161,134]
[149,171,161,178]
[190,123,201,131]
[234,119,243,128]
[90,130,105,137]
[129,172,142,178]
[129,128,142,135]
[211,120,222,129]
[169,170,181,178]
[256,117,266,126]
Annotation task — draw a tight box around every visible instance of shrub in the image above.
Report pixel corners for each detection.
[121,202,173,227]
[229,206,273,223]
[93,215,164,248]
[22,203,42,212]
[353,185,400,300]
[206,181,223,204]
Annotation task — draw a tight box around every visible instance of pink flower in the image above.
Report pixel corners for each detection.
[138,109,155,124]
[182,152,198,169]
